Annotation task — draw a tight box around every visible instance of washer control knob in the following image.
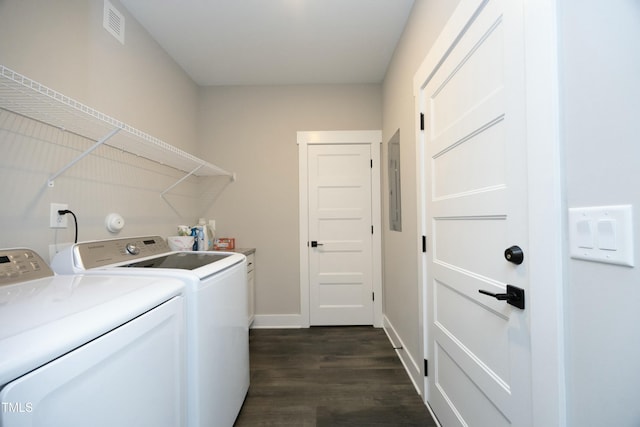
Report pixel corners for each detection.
[125,243,140,255]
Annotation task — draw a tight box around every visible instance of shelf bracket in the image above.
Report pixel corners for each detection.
[47,127,121,187]
[160,164,204,197]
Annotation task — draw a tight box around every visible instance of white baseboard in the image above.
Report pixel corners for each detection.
[383,315,423,396]
[251,314,302,329]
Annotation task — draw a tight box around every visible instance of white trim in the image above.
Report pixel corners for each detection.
[523,1,566,425]
[370,139,382,327]
[383,315,422,395]
[297,130,383,328]
[250,314,302,329]
[416,101,428,400]
[296,130,382,146]
[298,137,310,328]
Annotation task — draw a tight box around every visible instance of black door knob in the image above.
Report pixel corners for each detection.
[504,245,524,265]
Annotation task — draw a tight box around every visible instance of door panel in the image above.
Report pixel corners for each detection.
[435,342,511,427]
[420,0,532,425]
[434,279,510,381]
[308,144,373,325]
[433,217,508,280]
[432,122,506,198]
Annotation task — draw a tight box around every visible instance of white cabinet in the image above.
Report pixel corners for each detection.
[246,252,255,326]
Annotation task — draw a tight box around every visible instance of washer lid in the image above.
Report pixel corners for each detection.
[118,252,232,270]
[0,274,184,385]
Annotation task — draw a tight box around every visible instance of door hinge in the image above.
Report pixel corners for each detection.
[371,225,374,234]
[370,159,373,168]
[372,292,375,301]
[422,235,427,253]
[424,359,428,376]
[420,113,425,131]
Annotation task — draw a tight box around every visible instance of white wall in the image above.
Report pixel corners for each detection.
[0,0,202,258]
[559,1,640,425]
[380,0,460,391]
[197,85,382,320]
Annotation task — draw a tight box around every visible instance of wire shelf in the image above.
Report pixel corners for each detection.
[0,65,234,189]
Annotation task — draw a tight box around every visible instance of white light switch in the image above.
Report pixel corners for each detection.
[569,205,634,267]
[576,219,594,249]
[597,219,617,251]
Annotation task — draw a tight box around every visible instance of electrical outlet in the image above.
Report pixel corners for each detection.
[50,203,68,228]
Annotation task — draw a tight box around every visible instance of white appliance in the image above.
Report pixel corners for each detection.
[0,247,186,427]
[51,236,249,427]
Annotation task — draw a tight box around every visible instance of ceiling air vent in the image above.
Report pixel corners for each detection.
[103,0,125,44]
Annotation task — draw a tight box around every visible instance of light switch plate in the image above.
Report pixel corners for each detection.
[569,205,634,267]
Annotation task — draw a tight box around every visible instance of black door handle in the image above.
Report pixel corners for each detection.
[504,245,524,265]
[310,241,324,247]
[478,284,525,309]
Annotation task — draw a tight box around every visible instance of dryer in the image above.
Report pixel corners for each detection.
[0,247,186,427]
[51,236,249,427]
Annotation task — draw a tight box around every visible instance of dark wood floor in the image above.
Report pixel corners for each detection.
[234,326,438,426]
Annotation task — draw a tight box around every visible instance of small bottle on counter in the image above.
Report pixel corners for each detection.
[196,218,210,251]
[190,227,199,251]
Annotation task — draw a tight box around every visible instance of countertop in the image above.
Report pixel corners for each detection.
[215,248,255,256]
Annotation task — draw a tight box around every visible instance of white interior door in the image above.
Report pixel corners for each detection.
[417,0,532,425]
[307,143,374,325]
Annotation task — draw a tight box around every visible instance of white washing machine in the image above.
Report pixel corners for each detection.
[0,247,186,427]
[51,236,249,427]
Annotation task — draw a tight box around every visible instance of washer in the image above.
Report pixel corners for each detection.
[0,247,186,427]
[51,236,249,427]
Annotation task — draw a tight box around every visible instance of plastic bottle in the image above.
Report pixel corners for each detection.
[197,218,210,251]
[207,220,216,250]
[190,227,199,251]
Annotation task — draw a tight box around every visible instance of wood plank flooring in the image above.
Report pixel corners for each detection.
[234,326,438,426]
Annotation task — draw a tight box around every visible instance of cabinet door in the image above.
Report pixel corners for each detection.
[247,253,255,326]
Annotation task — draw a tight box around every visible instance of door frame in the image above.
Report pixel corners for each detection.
[297,130,383,328]
[414,0,566,425]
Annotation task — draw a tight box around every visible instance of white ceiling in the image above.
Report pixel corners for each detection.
[119,0,415,86]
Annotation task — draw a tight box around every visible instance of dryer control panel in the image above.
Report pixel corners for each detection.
[73,236,171,269]
[0,248,53,286]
